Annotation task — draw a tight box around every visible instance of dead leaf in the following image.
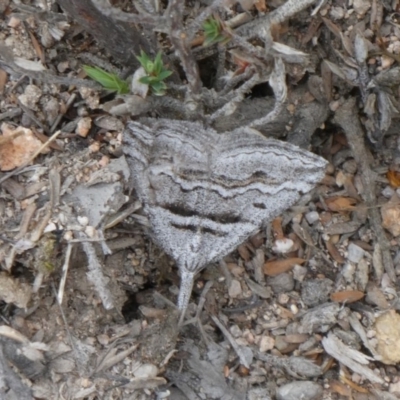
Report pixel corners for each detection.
[277,305,294,320]
[237,365,250,377]
[264,257,305,276]
[0,68,7,93]
[341,374,369,393]
[325,196,357,212]
[321,17,341,38]
[381,201,400,236]
[330,380,351,397]
[238,243,252,262]
[325,237,345,264]
[330,290,364,303]
[0,129,23,145]
[387,169,400,188]
[249,232,264,248]
[28,30,45,64]
[301,17,322,45]
[254,0,267,12]
[190,35,205,48]
[321,60,332,102]
[0,272,32,308]
[272,217,284,240]
[335,171,361,201]
[283,334,309,343]
[0,123,48,171]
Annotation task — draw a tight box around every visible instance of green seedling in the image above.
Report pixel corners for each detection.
[203,16,231,46]
[136,51,173,96]
[82,65,130,94]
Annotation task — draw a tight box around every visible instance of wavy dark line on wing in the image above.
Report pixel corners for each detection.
[170,222,228,237]
[162,203,241,224]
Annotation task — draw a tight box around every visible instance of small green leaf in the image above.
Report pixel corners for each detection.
[137,50,151,70]
[151,81,167,96]
[203,17,231,47]
[139,76,153,85]
[135,51,173,96]
[153,52,163,73]
[157,70,173,80]
[147,61,156,74]
[83,65,129,94]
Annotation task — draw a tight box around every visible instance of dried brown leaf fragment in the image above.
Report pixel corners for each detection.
[0,123,48,171]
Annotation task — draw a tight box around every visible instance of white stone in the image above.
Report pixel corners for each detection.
[305,211,320,224]
[259,335,275,352]
[273,238,294,254]
[347,243,365,263]
[229,280,242,298]
[133,363,159,378]
[382,186,394,198]
[77,216,89,226]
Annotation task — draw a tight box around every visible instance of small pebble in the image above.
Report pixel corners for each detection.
[353,0,371,17]
[133,363,159,378]
[97,334,110,346]
[382,186,394,198]
[230,325,242,338]
[259,335,275,352]
[293,265,307,282]
[390,381,400,394]
[63,231,73,241]
[267,273,294,294]
[76,117,92,137]
[305,211,320,224]
[347,243,365,263]
[84,226,96,238]
[278,293,289,305]
[301,279,333,307]
[329,100,340,111]
[44,222,58,233]
[8,16,21,28]
[342,262,355,282]
[77,216,89,226]
[276,381,323,400]
[290,304,299,315]
[18,84,42,110]
[329,6,345,20]
[89,142,101,153]
[228,279,242,298]
[342,159,357,174]
[274,336,290,352]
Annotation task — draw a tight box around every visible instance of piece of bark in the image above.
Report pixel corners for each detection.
[322,332,383,384]
[0,346,33,400]
[213,85,329,148]
[56,0,154,66]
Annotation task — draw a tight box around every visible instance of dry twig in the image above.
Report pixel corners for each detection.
[334,98,395,281]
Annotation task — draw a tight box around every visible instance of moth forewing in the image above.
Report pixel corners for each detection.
[123,120,327,313]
